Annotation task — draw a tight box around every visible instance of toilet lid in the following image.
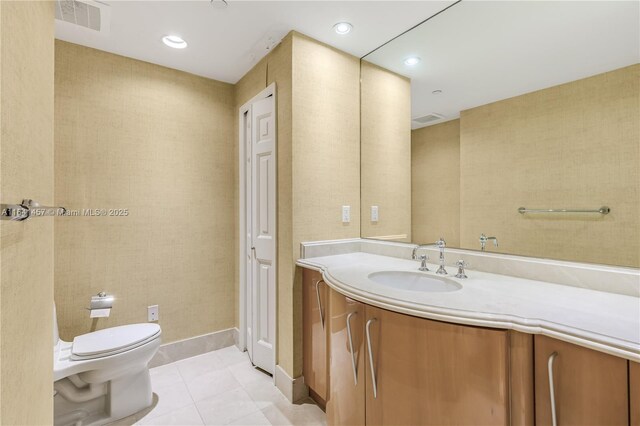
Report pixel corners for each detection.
[72,323,161,358]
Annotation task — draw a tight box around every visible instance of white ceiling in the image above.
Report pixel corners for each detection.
[55,0,455,83]
[363,1,640,129]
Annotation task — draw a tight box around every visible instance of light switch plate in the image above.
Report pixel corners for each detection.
[148,305,159,322]
[371,206,379,222]
[342,205,351,223]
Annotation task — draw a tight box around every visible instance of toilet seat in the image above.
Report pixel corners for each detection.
[71,323,161,361]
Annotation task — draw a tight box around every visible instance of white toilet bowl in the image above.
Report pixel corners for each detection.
[53,307,161,426]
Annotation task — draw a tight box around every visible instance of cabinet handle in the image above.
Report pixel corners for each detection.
[346,311,358,386]
[548,352,558,426]
[314,280,325,329]
[365,317,378,399]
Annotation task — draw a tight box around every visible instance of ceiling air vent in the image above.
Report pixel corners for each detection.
[55,0,110,34]
[412,113,445,124]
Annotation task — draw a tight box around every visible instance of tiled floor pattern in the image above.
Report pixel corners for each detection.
[112,346,326,426]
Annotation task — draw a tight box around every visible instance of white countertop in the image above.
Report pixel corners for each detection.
[297,252,640,362]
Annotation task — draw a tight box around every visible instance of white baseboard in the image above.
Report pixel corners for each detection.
[274,364,308,403]
[149,327,239,368]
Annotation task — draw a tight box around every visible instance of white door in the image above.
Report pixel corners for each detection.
[246,93,276,374]
[244,109,254,361]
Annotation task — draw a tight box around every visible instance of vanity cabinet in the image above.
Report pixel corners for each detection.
[326,294,510,426]
[302,269,328,404]
[534,335,628,426]
[301,266,637,426]
[326,289,366,426]
[363,305,510,425]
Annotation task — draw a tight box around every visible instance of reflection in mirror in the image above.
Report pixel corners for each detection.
[360,1,639,267]
[360,61,412,242]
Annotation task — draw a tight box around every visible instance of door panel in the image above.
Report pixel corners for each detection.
[257,261,271,343]
[244,109,254,360]
[365,305,509,426]
[534,335,628,426]
[303,269,328,403]
[252,97,275,256]
[257,154,271,236]
[249,94,275,374]
[327,289,366,426]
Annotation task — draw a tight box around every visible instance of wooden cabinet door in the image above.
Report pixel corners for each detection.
[302,269,328,403]
[326,289,366,426]
[509,331,534,426]
[534,335,628,426]
[631,361,640,426]
[364,305,509,426]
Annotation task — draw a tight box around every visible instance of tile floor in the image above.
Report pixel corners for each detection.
[111,346,326,426]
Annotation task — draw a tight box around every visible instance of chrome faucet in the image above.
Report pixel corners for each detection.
[479,234,498,251]
[435,237,447,275]
[411,245,430,271]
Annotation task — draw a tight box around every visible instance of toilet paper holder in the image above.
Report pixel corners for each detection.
[88,292,114,311]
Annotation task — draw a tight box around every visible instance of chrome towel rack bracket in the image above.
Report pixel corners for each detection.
[1,199,66,221]
[518,206,610,215]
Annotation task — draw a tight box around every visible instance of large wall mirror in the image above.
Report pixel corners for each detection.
[360,1,639,267]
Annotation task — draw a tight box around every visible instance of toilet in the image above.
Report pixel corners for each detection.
[53,306,161,426]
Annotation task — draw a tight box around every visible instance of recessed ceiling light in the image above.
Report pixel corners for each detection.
[333,22,353,35]
[162,35,187,49]
[404,56,421,66]
[210,0,228,8]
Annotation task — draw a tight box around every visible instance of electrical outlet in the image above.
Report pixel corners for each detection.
[342,205,351,223]
[371,206,379,222]
[148,305,159,322]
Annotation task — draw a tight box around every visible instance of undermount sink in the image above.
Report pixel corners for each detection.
[368,271,462,293]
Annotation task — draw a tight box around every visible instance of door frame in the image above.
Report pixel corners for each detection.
[238,83,277,373]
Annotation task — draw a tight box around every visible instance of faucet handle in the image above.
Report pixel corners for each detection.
[455,260,468,279]
[418,254,429,272]
[436,237,446,248]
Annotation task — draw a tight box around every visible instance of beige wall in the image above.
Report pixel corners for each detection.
[54,41,236,343]
[0,2,55,424]
[460,65,639,267]
[234,32,361,378]
[291,33,361,376]
[360,61,411,241]
[412,119,460,246]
